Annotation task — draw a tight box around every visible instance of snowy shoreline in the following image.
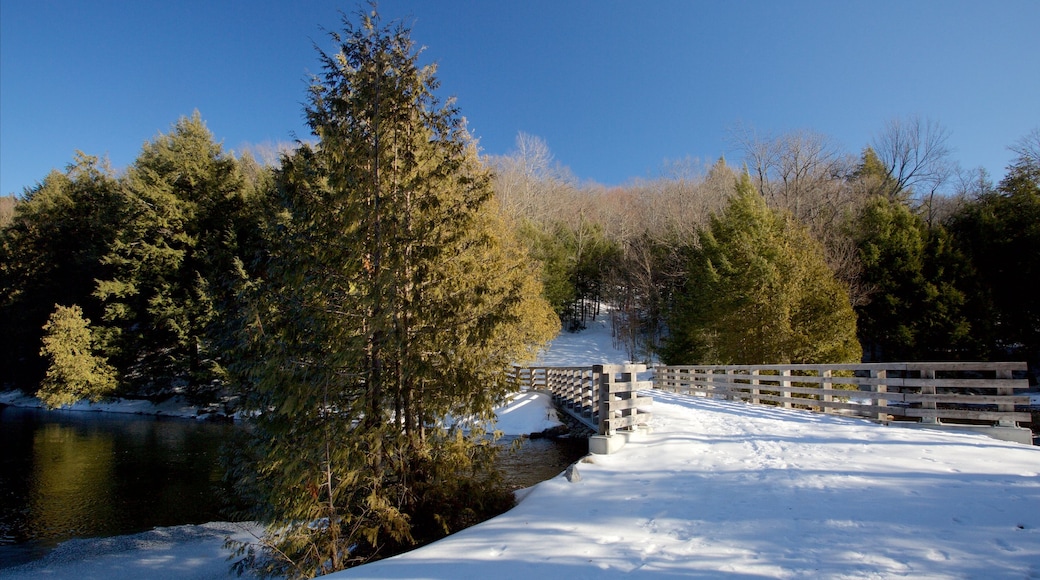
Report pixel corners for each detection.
[0,389,235,421]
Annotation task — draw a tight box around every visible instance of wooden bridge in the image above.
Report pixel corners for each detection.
[510,364,653,454]
[512,360,1033,450]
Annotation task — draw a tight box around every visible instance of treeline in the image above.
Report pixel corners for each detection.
[4,122,1039,395]
[0,119,271,404]
[489,125,1040,378]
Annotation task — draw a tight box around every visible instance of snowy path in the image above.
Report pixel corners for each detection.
[330,391,1040,579]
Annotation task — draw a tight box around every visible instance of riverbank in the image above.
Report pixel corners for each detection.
[0,390,232,421]
[0,522,264,580]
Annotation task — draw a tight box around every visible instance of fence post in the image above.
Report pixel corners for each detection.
[920,366,938,425]
[996,366,1016,428]
[872,368,888,422]
[821,369,832,413]
[751,369,760,405]
[781,369,792,408]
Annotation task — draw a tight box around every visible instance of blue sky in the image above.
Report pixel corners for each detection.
[2,0,1038,197]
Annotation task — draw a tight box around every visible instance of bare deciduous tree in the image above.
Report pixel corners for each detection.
[871,115,953,204]
[488,132,577,224]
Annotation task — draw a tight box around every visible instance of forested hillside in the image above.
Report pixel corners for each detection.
[489,126,1040,378]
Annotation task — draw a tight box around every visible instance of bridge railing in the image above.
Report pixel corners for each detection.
[510,364,653,449]
[654,361,1032,444]
[512,360,1031,447]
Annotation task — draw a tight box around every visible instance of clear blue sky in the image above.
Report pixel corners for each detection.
[2,0,1038,197]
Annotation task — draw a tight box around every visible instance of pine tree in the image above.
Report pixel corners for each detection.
[852,195,971,360]
[950,134,1040,371]
[229,9,557,577]
[0,154,125,390]
[853,147,904,201]
[38,304,117,408]
[662,173,860,365]
[95,113,252,396]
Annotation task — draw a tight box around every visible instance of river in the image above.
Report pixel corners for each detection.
[0,405,586,570]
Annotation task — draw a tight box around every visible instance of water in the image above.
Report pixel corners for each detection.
[497,435,588,490]
[0,406,586,570]
[0,406,236,569]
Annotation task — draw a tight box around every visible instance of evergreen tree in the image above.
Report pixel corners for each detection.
[38,304,117,408]
[852,147,904,201]
[950,134,1040,373]
[852,195,971,360]
[95,113,253,396]
[515,219,575,316]
[229,9,557,577]
[0,154,125,389]
[662,173,860,365]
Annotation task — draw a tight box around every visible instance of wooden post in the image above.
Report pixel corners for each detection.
[872,368,888,422]
[781,369,792,408]
[618,369,634,434]
[751,369,760,405]
[920,367,938,425]
[821,369,832,413]
[596,365,615,436]
[996,366,1016,427]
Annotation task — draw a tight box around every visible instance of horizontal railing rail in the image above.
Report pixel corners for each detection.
[511,364,653,442]
[653,362,1030,430]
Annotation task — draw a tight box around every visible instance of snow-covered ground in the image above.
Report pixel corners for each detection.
[330,391,1040,579]
[4,315,1039,578]
[0,390,219,420]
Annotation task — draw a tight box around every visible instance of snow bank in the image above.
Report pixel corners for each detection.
[328,391,1040,579]
[0,390,215,420]
[490,391,562,435]
[0,522,263,580]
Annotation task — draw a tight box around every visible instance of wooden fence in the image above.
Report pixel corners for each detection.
[510,364,653,438]
[511,361,1031,446]
[654,361,1032,443]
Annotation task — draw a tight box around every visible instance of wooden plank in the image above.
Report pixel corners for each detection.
[896,408,1031,422]
[652,371,1026,392]
[894,378,1031,390]
[654,362,1028,376]
[901,394,1029,405]
[607,412,652,430]
[698,381,907,402]
[606,396,653,412]
[607,380,654,394]
[903,361,1027,372]
[597,364,647,374]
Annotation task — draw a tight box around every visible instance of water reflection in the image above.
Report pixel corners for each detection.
[0,406,234,568]
[30,422,117,542]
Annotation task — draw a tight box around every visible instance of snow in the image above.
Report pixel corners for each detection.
[5,314,1039,579]
[328,392,1040,579]
[0,522,263,580]
[0,390,215,420]
[534,315,633,367]
[487,391,562,436]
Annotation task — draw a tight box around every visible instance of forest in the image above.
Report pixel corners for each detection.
[0,6,1038,577]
